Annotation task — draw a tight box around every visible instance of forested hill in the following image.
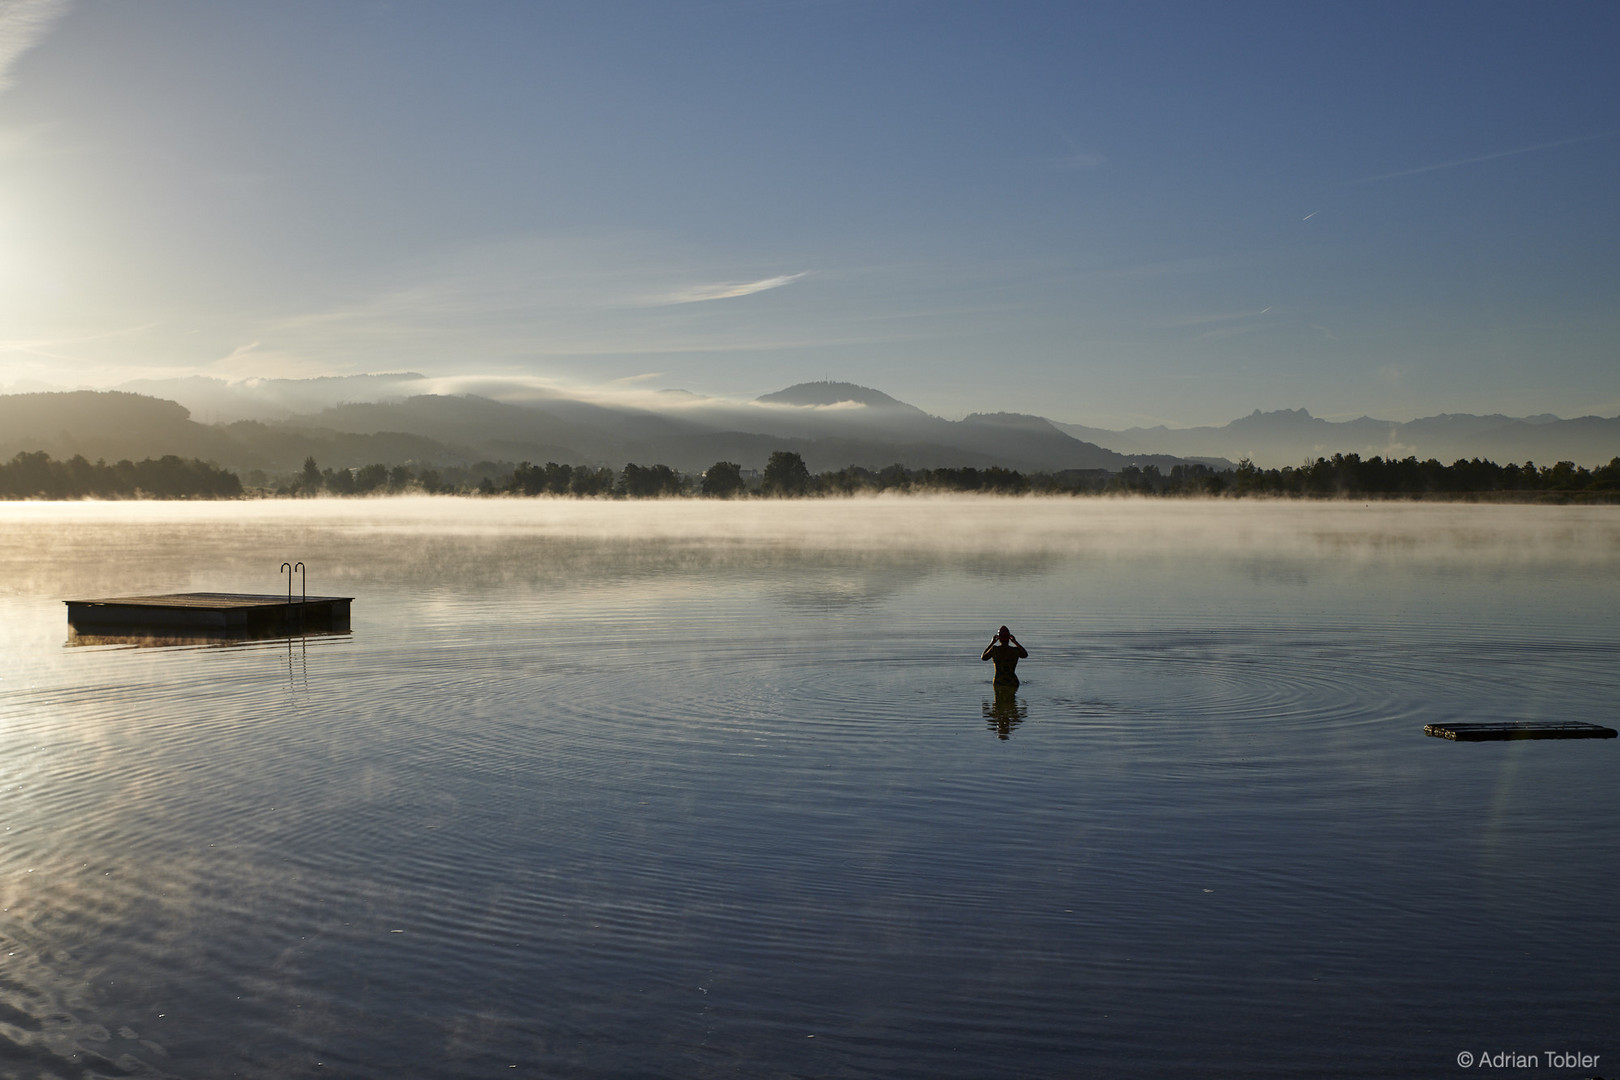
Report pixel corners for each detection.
[4,384,1614,476]
[0,388,1193,476]
[0,391,473,473]
[0,391,231,463]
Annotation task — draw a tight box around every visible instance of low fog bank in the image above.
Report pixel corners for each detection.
[9,496,1620,566]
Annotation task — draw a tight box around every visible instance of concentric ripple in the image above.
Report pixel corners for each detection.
[1,502,1616,1079]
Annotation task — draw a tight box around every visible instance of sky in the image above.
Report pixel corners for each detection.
[0,0,1616,428]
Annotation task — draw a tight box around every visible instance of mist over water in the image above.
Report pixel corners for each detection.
[7,493,1620,566]
[1,498,1616,1078]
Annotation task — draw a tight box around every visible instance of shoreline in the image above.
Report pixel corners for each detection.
[2,488,1618,505]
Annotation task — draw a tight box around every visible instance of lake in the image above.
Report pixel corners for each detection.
[1,497,1616,1079]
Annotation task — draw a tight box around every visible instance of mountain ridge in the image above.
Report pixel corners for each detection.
[3,381,1614,475]
[0,384,1185,475]
[1052,406,1620,468]
[756,381,923,413]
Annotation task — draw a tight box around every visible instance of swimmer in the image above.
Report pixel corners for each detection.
[981,625,1028,686]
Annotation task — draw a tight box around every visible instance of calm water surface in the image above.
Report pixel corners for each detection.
[0,498,1616,1079]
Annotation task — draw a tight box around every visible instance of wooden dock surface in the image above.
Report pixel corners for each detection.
[1425,721,1617,742]
[66,592,352,633]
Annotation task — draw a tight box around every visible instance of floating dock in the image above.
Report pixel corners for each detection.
[1424,721,1617,742]
[65,593,352,636]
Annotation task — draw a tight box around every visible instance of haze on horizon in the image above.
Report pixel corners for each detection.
[0,1,1616,429]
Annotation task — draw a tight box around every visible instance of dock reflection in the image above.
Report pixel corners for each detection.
[65,626,352,649]
[981,684,1028,740]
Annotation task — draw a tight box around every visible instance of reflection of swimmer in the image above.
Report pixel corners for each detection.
[980,625,1028,686]
[982,683,1028,740]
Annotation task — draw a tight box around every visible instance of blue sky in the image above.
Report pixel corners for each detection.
[0,0,1615,426]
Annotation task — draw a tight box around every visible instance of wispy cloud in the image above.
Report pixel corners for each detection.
[1194,323,1268,343]
[1037,131,1105,172]
[172,237,1065,378]
[1044,150,1104,172]
[0,322,157,363]
[1168,308,1275,330]
[1345,132,1616,186]
[657,272,807,305]
[206,340,268,377]
[1089,255,1245,282]
[219,340,262,364]
[0,0,68,93]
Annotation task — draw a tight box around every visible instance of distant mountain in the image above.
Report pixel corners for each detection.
[0,382,1215,477]
[0,391,231,463]
[0,390,483,473]
[111,373,433,423]
[263,389,1175,474]
[757,381,924,413]
[21,380,1598,479]
[217,420,485,474]
[1054,408,1620,469]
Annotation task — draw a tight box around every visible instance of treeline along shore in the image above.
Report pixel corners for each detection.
[0,451,243,499]
[3,448,1619,501]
